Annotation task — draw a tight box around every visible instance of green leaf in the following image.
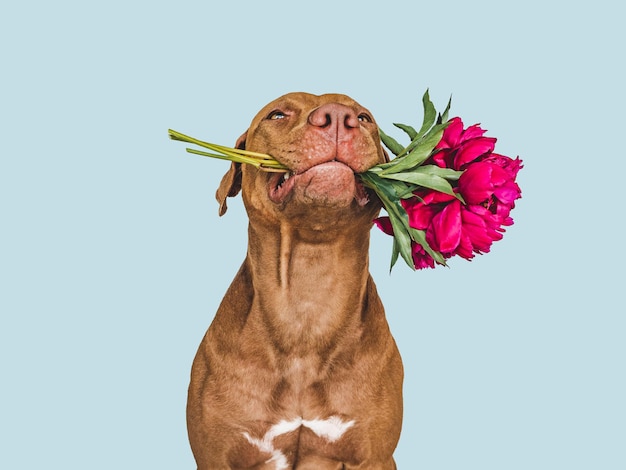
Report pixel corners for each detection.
[379,128,404,157]
[439,95,453,124]
[379,91,440,164]
[364,174,417,199]
[361,172,415,270]
[382,171,457,197]
[379,198,414,269]
[415,89,437,140]
[380,124,446,175]
[364,162,394,173]
[393,122,417,140]
[382,178,416,198]
[413,165,463,181]
[399,189,419,199]
[390,237,400,271]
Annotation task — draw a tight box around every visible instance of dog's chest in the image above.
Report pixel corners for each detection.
[235,415,361,469]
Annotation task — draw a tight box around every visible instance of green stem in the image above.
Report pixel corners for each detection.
[168,129,288,172]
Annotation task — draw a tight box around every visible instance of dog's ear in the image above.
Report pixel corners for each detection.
[215,131,246,216]
[382,147,390,163]
[216,162,242,216]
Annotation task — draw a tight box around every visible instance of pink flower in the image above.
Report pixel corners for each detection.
[403,190,456,230]
[458,155,523,229]
[459,159,520,204]
[374,116,523,269]
[411,243,437,270]
[430,117,497,170]
[458,205,504,256]
[397,191,508,267]
[482,153,523,178]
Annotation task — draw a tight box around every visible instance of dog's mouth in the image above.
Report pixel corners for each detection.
[268,161,370,207]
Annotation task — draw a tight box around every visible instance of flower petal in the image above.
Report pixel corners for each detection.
[484,154,524,178]
[430,200,462,253]
[405,203,437,230]
[411,242,436,269]
[436,117,464,149]
[461,206,502,253]
[374,216,394,235]
[493,181,521,205]
[454,137,497,169]
[460,123,487,141]
[458,162,495,204]
[429,149,453,168]
[455,233,475,260]
[402,191,456,230]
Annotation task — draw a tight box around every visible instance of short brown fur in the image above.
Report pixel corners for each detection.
[187,93,403,469]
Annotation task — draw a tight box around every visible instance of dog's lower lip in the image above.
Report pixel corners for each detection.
[268,161,364,205]
[269,170,296,203]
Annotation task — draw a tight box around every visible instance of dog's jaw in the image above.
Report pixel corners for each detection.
[268,162,370,208]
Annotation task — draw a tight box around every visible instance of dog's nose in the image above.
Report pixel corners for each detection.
[308,103,360,131]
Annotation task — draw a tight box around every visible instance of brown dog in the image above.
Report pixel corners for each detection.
[187,93,403,469]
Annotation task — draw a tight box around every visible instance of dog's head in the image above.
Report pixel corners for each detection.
[217,92,388,230]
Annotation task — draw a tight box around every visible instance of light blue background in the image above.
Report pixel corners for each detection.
[2,1,624,468]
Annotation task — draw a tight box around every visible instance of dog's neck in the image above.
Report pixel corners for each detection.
[245,221,372,353]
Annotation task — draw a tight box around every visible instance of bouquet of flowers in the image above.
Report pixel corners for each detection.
[169,90,522,271]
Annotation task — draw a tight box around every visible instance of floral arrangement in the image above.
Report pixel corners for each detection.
[169,90,522,271]
[362,91,523,270]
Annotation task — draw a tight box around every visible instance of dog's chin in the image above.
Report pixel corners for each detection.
[268,161,370,209]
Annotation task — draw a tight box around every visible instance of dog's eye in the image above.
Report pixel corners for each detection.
[358,113,373,123]
[267,111,286,120]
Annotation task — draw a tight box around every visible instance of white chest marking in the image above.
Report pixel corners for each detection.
[301,415,355,442]
[243,416,355,470]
